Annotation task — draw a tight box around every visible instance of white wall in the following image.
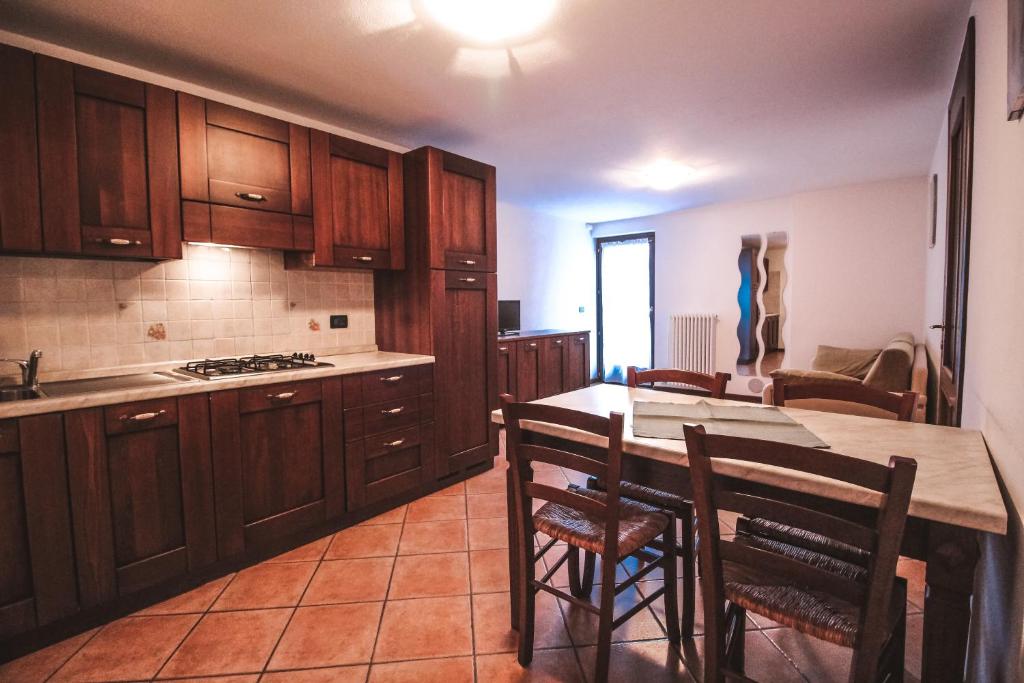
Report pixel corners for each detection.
[591,176,928,394]
[922,2,1024,679]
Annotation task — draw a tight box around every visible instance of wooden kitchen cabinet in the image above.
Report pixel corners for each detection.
[0,45,42,253]
[515,339,540,402]
[538,335,569,398]
[507,330,590,401]
[178,93,313,250]
[403,146,496,272]
[565,332,592,391]
[496,340,517,398]
[64,395,217,602]
[35,55,181,259]
[286,131,404,271]
[209,378,344,557]
[0,416,77,639]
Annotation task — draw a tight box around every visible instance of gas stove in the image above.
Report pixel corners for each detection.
[175,353,333,380]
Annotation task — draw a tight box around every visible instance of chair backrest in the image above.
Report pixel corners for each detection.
[772,377,918,422]
[500,394,626,558]
[627,366,731,399]
[684,424,917,675]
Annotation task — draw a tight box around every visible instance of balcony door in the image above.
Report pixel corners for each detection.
[596,233,654,384]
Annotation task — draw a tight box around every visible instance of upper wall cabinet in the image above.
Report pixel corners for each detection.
[286,131,404,270]
[35,55,181,259]
[177,94,313,251]
[0,45,42,253]
[404,146,496,272]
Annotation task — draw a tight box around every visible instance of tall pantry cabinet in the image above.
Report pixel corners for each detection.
[375,147,498,480]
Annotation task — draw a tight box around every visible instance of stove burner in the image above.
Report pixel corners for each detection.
[179,353,328,380]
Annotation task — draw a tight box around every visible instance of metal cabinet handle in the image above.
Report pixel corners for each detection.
[458,277,477,283]
[457,259,477,265]
[381,406,405,415]
[384,438,406,448]
[120,409,166,423]
[578,337,585,341]
[380,374,404,383]
[352,256,374,262]
[236,192,266,202]
[554,339,563,345]
[95,237,142,247]
[498,346,508,351]
[528,342,537,348]
[266,391,297,401]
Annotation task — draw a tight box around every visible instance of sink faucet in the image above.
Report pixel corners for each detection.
[0,350,42,390]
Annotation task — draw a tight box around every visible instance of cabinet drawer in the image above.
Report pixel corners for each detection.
[210,204,295,251]
[365,424,422,460]
[360,365,431,405]
[238,380,322,414]
[345,394,432,441]
[0,420,17,453]
[444,270,487,289]
[444,250,489,272]
[104,397,178,435]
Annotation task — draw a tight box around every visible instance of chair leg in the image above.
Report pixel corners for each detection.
[594,550,618,683]
[725,603,746,675]
[567,545,585,598]
[516,525,536,666]
[662,516,682,645]
[575,550,596,598]
[680,505,696,638]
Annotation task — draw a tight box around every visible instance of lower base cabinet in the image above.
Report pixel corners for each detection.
[503,331,591,401]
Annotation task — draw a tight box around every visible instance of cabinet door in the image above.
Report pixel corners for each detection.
[65,396,217,601]
[538,336,568,398]
[308,131,404,269]
[0,45,42,253]
[565,332,591,392]
[432,270,497,476]
[346,424,435,510]
[36,56,180,259]
[210,378,343,557]
[0,417,77,639]
[497,340,517,398]
[516,340,540,402]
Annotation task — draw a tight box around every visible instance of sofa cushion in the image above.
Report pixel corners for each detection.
[811,345,881,379]
[863,333,915,392]
[769,369,861,386]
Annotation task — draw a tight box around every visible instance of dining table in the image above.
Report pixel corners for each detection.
[490,383,1008,683]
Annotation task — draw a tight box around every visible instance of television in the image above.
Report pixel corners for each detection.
[498,300,521,335]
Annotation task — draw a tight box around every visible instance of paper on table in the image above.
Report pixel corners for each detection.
[631,400,829,448]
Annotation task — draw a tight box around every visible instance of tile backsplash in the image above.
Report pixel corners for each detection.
[0,244,374,377]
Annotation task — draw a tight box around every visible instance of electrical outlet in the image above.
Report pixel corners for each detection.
[330,314,348,329]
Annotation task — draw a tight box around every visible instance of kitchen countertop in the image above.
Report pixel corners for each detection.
[0,351,434,420]
[498,329,590,341]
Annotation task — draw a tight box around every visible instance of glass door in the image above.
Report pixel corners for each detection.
[596,233,654,384]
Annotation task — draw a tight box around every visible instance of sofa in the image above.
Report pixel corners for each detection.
[762,333,928,422]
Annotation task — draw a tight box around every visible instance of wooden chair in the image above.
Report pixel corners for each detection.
[501,395,681,683]
[684,424,917,683]
[579,366,732,637]
[772,377,918,422]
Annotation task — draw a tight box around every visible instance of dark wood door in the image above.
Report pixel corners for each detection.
[432,270,497,475]
[565,332,591,392]
[936,20,975,428]
[210,378,344,557]
[65,396,217,601]
[538,336,568,398]
[36,56,180,259]
[516,340,541,402]
[306,131,404,270]
[497,340,518,398]
[0,417,77,639]
[0,45,42,253]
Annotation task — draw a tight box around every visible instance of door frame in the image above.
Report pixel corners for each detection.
[595,232,655,383]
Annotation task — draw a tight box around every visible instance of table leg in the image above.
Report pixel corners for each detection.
[921,523,980,682]
[507,465,520,630]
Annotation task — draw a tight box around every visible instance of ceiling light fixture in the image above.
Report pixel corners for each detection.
[419,0,558,45]
[611,158,700,191]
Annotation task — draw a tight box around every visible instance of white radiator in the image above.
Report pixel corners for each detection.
[669,314,718,376]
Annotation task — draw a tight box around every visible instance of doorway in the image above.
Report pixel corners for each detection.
[596,233,654,384]
[936,19,975,427]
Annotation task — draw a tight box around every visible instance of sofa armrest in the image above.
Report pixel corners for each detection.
[910,344,928,422]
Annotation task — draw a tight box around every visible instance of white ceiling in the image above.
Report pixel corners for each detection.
[0,0,970,223]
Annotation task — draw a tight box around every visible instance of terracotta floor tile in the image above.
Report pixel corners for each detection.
[899,557,926,612]
[638,579,759,637]
[262,666,368,681]
[467,492,507,519]
[430,481,466,497]
[261,666,367,682]
[160,676,259,682]
[137,574,235,615]
[560,468,591,487]
[542,548,629,589]
[468,517,510,550]
[466,468,507,495]
[267,602,383,670]
[212,562,317,610]
[398,519,468,555]
[265,536,332,563]
[473,591,572,654]
[561,586,666,646]
[0,628,99,682]
[406,495,467,522]
[679,631,804,683]
[373,596,473,662]
[157,608,291,678]
[475,648,584,682]
[577,639,694,683]
[52,615,198,682]
[368,656,474,682]
[301,557,394,605]
[762,626,852,681]
[359,504,408,525]
[326,524,402,559]
[389,552,470,599]
[470,548,511,593]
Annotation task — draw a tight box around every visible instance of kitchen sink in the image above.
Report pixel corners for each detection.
[0,386,43,402]
[41,371,196,397]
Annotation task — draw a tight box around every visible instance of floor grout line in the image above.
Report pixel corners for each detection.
[363,499,407,679]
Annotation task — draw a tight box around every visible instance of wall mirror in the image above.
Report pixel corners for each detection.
[736,231,788,381]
